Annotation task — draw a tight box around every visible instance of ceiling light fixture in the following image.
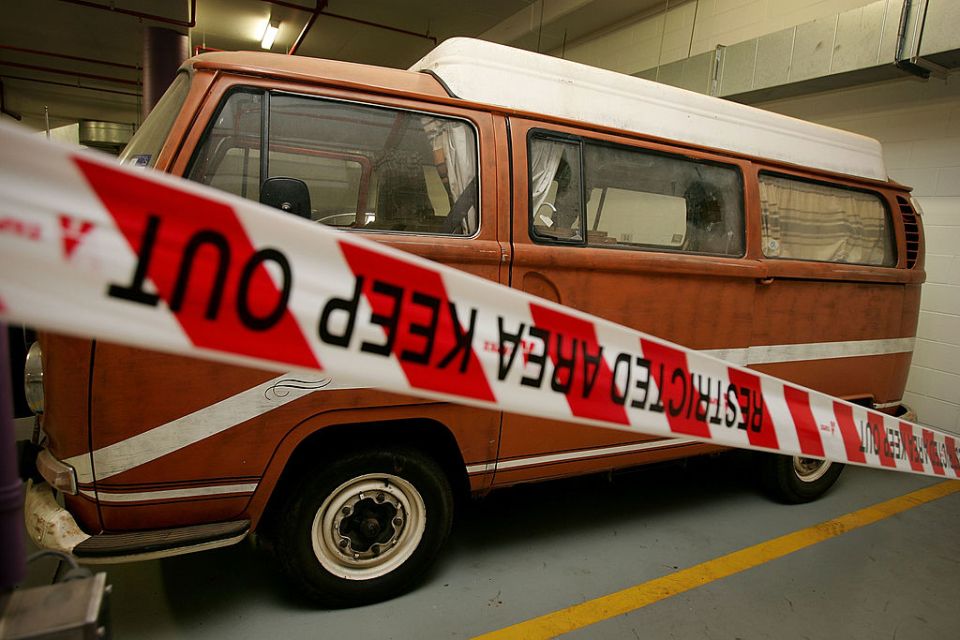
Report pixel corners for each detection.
[261,19,280,50]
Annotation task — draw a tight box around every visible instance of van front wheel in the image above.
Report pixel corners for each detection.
[274,448,453,606]
[758,454,844,504]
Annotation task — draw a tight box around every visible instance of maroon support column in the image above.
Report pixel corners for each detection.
[0,324,25,590]
[142,26,189,120]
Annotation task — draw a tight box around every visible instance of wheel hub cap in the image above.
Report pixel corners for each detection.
[311,473,426,581]
[793,457,831,483]
[337,493,402,556]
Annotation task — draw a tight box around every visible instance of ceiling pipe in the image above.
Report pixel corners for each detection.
[261,0,315,11]
[288,1,328,55]
[55,0,197,29]
[260,0,437,52]
[321,10,436,45]
[0,61,139,86]
[0,74,140,97]
[0,45,140,70]
[193,45,223,56]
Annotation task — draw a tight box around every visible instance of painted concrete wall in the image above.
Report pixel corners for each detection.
[559,0,883,74]
[756,76,960,435]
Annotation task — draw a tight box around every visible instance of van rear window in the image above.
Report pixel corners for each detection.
[759,174,895,266]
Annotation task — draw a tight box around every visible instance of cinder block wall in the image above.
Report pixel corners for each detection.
[757,76,960,434]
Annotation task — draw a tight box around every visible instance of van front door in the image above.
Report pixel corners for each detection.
[494,119,762,486]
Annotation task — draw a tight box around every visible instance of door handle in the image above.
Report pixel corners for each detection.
[758,277,775,285]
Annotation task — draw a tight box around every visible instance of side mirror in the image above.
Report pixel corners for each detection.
[260,177,311,219]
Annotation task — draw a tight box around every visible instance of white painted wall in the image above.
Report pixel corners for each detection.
[558,0,882,74]
[757,76,960,435]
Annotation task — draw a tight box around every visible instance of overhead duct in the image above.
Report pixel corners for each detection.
[896,0,949,78]
[78,120,133,153]
[635,0,960,101]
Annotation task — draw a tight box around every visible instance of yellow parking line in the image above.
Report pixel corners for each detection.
[473,480,960,640]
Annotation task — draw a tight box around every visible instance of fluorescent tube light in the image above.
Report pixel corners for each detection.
[261,20,280,50]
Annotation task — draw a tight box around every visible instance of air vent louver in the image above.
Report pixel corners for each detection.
[896,196,921,269]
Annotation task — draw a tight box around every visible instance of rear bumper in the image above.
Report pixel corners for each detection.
[899,404,918,423]
[24,481,250,563]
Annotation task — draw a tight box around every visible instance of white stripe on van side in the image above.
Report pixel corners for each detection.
[62,337,913,486]
[466,462,497,475]
[80,482,258,503]
[64,374,365,484]
[493,438,701,472]
[702,337,914,366]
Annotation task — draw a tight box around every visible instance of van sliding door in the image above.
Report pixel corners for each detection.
[496,119,762,486]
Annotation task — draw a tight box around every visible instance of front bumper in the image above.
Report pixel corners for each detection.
[24,480,250,563]
[23,480,92,555]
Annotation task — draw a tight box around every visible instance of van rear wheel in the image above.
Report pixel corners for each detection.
[758,454,844,504]
[273,448,453,606]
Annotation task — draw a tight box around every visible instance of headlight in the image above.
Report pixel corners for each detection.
[24,341,43,415]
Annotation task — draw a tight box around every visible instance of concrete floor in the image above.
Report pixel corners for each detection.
[17,452,960,639]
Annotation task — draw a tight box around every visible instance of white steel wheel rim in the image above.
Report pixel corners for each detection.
[793,457,832,483]
[311,473,426,581]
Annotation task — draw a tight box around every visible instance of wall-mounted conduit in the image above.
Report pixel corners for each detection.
[895,0,948,79]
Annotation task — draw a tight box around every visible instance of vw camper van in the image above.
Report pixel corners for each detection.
[21,38,923,605]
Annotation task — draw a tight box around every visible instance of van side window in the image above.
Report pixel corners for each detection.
[584,143,743,255]
[528,134,744,255]
[188,90,479,236]
[759,174,895,266]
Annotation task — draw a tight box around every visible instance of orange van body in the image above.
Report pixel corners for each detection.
[23,44,924,604]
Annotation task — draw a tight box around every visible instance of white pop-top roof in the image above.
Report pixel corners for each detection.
[410,38,887,182]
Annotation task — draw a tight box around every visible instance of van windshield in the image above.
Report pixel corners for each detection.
[118,72,191,169]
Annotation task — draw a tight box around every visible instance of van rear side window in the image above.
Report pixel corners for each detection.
[759,174,896,266]
[188,89,479,236]
[529,134,745,256]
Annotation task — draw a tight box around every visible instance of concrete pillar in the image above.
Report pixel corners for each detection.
[142,26,189,121]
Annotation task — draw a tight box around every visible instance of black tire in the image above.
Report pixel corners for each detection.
[758,454,844,504]
[272,448,453,607]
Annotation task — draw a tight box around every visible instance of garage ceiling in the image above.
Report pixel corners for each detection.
[0,0,667,131]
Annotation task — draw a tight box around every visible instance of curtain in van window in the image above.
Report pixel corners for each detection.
[423,119,477,234]
[759,176,893,266]
[530,141,565,217]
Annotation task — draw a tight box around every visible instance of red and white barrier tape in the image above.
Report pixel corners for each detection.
[1,122,958,479]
